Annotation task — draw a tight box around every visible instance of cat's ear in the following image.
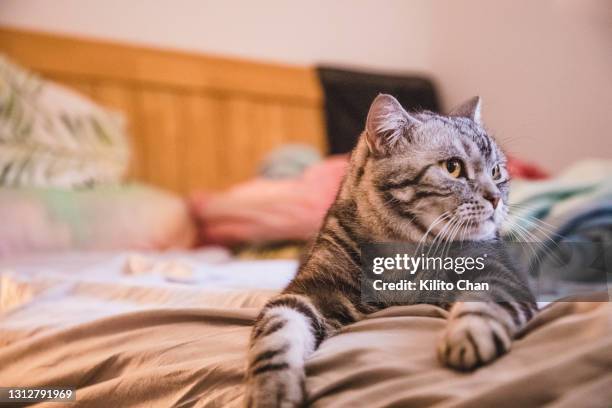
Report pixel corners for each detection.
[449,96,482,125]
[365,94,421,155]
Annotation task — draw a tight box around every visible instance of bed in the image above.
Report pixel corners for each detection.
[1,28,611,408]
[1,251,610,407]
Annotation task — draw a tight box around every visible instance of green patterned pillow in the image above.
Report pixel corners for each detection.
[0,55,130,188]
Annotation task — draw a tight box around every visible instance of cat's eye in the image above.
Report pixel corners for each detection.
[442,158,463,178]
[491,164,502,180]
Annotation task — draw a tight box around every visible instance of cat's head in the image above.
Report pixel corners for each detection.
[361,94,508,242]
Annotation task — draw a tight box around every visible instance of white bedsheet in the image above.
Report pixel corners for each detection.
[0,249,297,344]
[0,248,297,289]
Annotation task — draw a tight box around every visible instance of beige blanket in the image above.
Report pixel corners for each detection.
[0,282,610,407]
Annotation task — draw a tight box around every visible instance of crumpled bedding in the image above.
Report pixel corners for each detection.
[0,252,610,407]
[506,159,612,237]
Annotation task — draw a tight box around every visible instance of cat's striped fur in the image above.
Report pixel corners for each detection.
[244,95,537,408]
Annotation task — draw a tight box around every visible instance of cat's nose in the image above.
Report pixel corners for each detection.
[483,192,501,209]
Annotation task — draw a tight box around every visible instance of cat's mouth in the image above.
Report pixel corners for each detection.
[459,212,495,225]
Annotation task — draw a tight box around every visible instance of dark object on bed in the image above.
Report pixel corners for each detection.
[317,66,440,154]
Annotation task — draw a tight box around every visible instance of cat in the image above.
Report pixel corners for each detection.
[244,94,537,408]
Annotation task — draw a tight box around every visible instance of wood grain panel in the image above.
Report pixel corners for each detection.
[135,90,181,190]
[251,102,285,168]
[0,27,327,193]
[177,94,222,192]
[220,97,255,186]
[281,105,327,152]
[0,27,322,103]
[48,76,95,97]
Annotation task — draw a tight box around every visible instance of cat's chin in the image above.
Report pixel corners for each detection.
[464,220,498,241]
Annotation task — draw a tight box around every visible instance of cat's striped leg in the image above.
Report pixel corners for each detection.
[244,294,327,408]
[437,300,536,371]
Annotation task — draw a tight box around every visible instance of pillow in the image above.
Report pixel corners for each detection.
[0,184,196,256]
[0,55,130,188]
[190,156,349,246]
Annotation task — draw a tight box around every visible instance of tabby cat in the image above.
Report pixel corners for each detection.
[244,94,537,407]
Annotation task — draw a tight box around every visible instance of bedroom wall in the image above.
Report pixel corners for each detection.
[0,0,433,72]
[429,0,612,170]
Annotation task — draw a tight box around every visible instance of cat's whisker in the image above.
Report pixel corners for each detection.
[505,222,536,260]
[505,204,564,242]
[461,217,474,242]
[516,215,564,239]
[430,216,458,259]
[459,218,467,242]
[509,216,566,268]
[505,211,564,248]
[504,218,550,270]
[515,217,564,243]
[509,220,552,270]
[426,217,452,259]
[438,221,457,260]
[415,211,452,255]
[444,218,466,259]
[507,203,550,222]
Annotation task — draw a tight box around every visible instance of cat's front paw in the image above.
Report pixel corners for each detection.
[243,367,305,408]
[437,314,511,371]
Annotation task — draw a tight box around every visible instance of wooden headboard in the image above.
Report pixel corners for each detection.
[0,28,327,193]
